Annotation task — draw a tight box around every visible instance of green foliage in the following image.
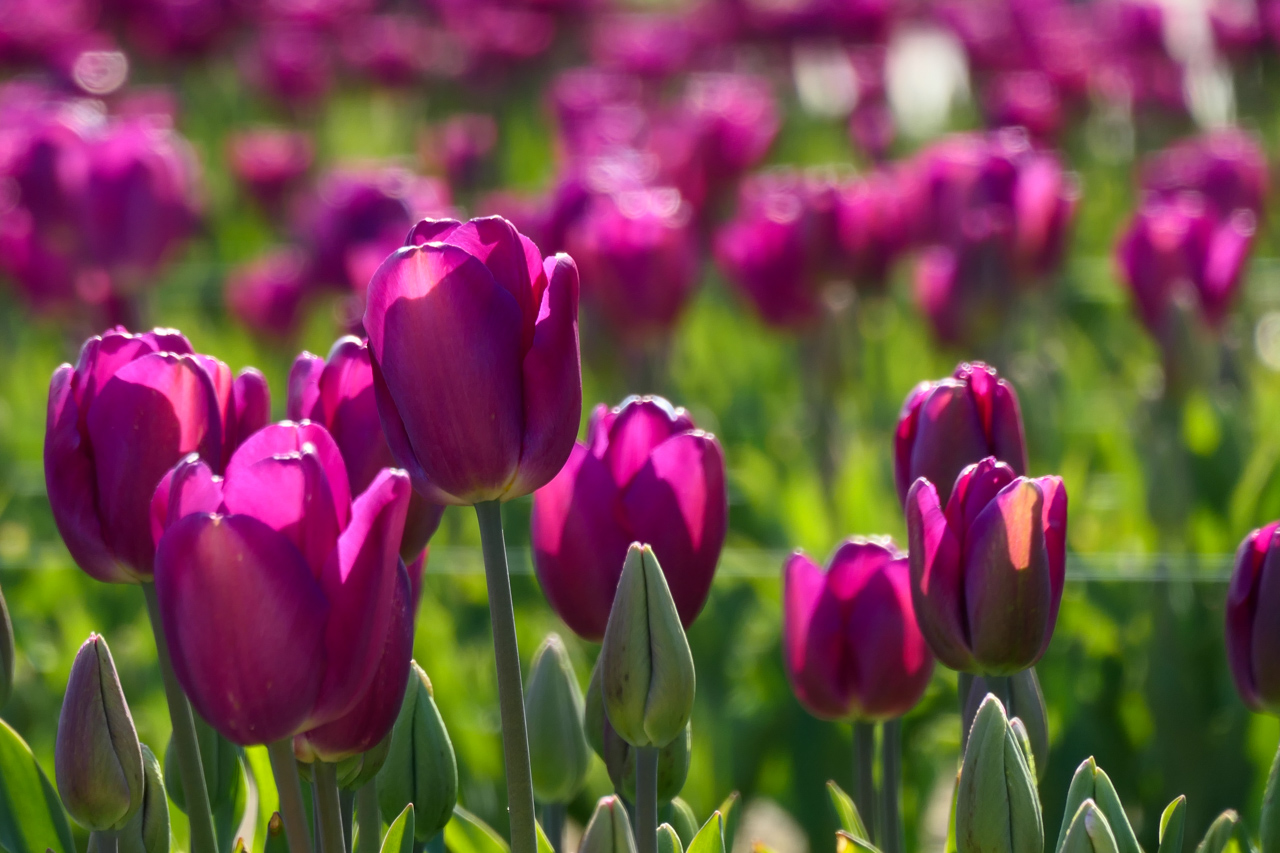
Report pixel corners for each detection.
[0,718,75,853]
[382,806,416,853]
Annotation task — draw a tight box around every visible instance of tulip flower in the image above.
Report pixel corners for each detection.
[226,127,314,210]
[339,14,435,87]
[895,362,1028,508]
[364,215,581,505]
[783,538,934,721]
[225,247,312,338]
[1140,129,1268,221]
[580,796,639,853]
[957,695,1043,853]
[152,421,411,746]
[1225,521,1280,712]
[422,113,498,191]
[289,336,445,559]
[377,662,459,842]
[532,396,727,641]
[906,457,1067,674]
[683,73,779,193]
[45,327,270,584]
[240,23,334,106]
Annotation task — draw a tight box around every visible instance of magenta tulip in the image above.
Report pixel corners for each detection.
[225,247,311,338]
[226,127,314,210]
[289,336,445,559]
[783,538,934,720]
[45,327,269,584]
[905,457,1067,674]
[1226,521,1280,713]
[152,421,412,745]
[894,362,1027,508]
[364,215,581,505]
[531,396,726,641]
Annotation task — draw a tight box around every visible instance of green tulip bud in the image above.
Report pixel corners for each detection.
[599,544,696,748]
[658,823,684,853]
[0,582,13,710]
[55,634,145,831]
[1061,801,1119,853]
[1008,718,1037,782]
[526,633,592,803]
[662,798,699,849]
[337,730,392,791]
[585,658,606,758]
[580,796,638,853]
[603,716,691,803]
[956,694,1043,853]
[118,744,170,853]
[377,661,458,842]
[1196,811,1243,853]
[264,813,288,853]
[164,712,241,813]
[1055,758,1140,853]
[963,669,1048,779]
[1158,797,1186,853]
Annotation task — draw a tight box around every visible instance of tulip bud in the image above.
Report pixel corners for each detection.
[337,731,392,790]
[1196,811,1243,853]
[963,669,1048,778]
[164,713,241,813]
[1226,522,1280,712]
[603,716,691,803]
[662,799,699,849]
[585,657,607,757]
[118,744,170,853]
[956,695,1043,853]
[1055,759,1140,853]
[580,796,639,853]
[658,824,683,853]
[56,634,145,830]
[599,543,696,748]
[1159,797,1186,853]
[1060,801,1119,853]
[1008,719,1037,781]
[0,582,13,709]
[377,662,458,841]
[526,634,592,803]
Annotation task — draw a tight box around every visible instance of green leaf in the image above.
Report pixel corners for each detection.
[536,819,555,853]
[0,718,75,853]
[827,781,870,842]
[246,746,279,848]
[687,811,725,853]
[718,793,741,853]
[1196,811,1243,853]
[837,830,885,853]
[657,823,683,853]
[381,806,416,853]
[445,805,509,853]
[1159,797,1187,853]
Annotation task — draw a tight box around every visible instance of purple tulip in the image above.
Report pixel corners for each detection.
[225,247,312,338]
[1140,130,1268,221]
[682,72,779,193]
[531,396,726,641]
[364,215,581,505]
[152,422,412,745]
[835,169,911,292]
[226,127,314,210]
[588,12,705,78]
[422,113,498,191]
[240,23,335,105]
[895,361,1027,508]
[45,327,270,584]
[288,336,445,559]
[783,538,934,720]
[565,187,699,345]
[905,457,1067,674]
[982,71,1063,140]
[116,0,233,58]
[1226,521,1280,713]
[339,13,434,87]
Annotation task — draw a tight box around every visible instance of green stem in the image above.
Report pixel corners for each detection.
[1262,737,1280,853]
[880,720,903,853]
[540,803,566,853]
[988,676,1012,711]
[853,721,878,844]
[268,739,315,853]
[314,763,346,853]
[342,790,355,853]
[636,747,660,853]
[357,782,382,853]
[141,583,218,853]
[958,672,975,753]
[88,831,119,853]
[475,501,538,853]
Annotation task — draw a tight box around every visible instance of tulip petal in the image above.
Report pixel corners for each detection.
[228,422,352,526]
[406,218,462,246]
[785,552,851,719]
[1038,475,1068,649]
[893,381,930,505]
[228,368,272,455]
[1252,544,1280,710]
[603,397,694,488]
[946,457,1018,536]
[782,551,826,684]
[845,557,933,719]
[906,478,973,671]
[155,513,329,745]
[909,381,990,506]
[434,217,539,350]
[990,381,1028,475]
[150,454,224,546]
[287,352,326,421]
[1226,524,1277,710]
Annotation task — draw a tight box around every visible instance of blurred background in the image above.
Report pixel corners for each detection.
[2,0,1280,848]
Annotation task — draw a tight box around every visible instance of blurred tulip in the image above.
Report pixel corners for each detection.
[118,744,170,853]
[957,695,1043,853]
[835,169,911,292]
[45,327,270,583]
[225,247,312,338]
[1226,521,1280,713]
[589,12,704,78]
[983,72,1063,140]
[1140,129,1268,221]
[339,14,433,86]
[422,113,498,191]
[895,362,1027,507]
[532,395,726,641]
[683,73,779,193]
[906,457,1067,674]
[240,23,334,105]
[152,421,412,745]
[783,538,934,721]
[289,336,445,559]
[377,661,459,841]
[226,127,314,210]
[364,215,581,505]
[580,796,638,853]
[56,634,145,830]
[525,634,591,803]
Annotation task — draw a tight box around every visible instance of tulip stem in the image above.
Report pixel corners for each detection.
[141,583,219,853]
[89,830,119,853]
[541,803,566,853]
[356,782,382,853]
[475,500,538,853]
[988,676,1012,711]
[853,721,878,844]
[636,747,660,853]
[879,720,903,853]
[268,739,315,853]
[958,672,975,752]
[315,763,347,853]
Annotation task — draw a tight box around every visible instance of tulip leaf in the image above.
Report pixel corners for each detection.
[944,771,959,853]
[826,781,871,842]
[658,824,684,853]
[0,718,75,853]
[246,746,281,847]
[1158,797,1187,853]
[381,805,416,853]
[718,792,741,853]
[662,798,699,849]
[687,811,725,853]
[1195,811,1244,853]
[537,819,555,853]
[837,830,884,853]
[445,805,510,853]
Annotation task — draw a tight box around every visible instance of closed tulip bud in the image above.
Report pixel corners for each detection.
[895,362,1027,508]
[956,695,1043,853]
[45,327,270,583]
[377,662,458,841]
[164,713,240,812]
[783,538,934,721]
[963,669,1048,778]
[1159,797,1186,853]
[364,215,582,505]
[118,744,170,853]
[1226,522,1280,712]
[662,798,699,848]
[599,544,696,748]
[585,656,606,757]
[1055,759,1140,853]
[603,716,691,803]
[1197,811,1243,853]
[658,824,683,853]
[907,458,1067,674]
[525,633,592,803]
[336,730,392,790]
[56,634,145,830]
[1060,801,1119,853]
[580,796,639,853]
[0,582,12,709]
[533,396,727,641]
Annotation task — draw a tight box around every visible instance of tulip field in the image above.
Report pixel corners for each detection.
[9,1,1280,853]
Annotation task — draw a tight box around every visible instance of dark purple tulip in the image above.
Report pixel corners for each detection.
[1140,129,1268,221]
[589,12,703,78]
[364,216,581,505]
[241,23,334,105]
[895,361,1027,508]
[225,247,312,338]
[422,114,498,191]
[153,422,412,745]
[45,327,270,584]
[565,187,699,345]
[906,457,1067,674]
[835,170,911,292]
[531,396,726,641]
[288,336,445,559]
[784,538,934,720]
[339,14,433,87]
[226,127,314,210]
[683,72,779,192]
[118,0,232,58]
[982,71,1063,140]
[1226,522,1280,713]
